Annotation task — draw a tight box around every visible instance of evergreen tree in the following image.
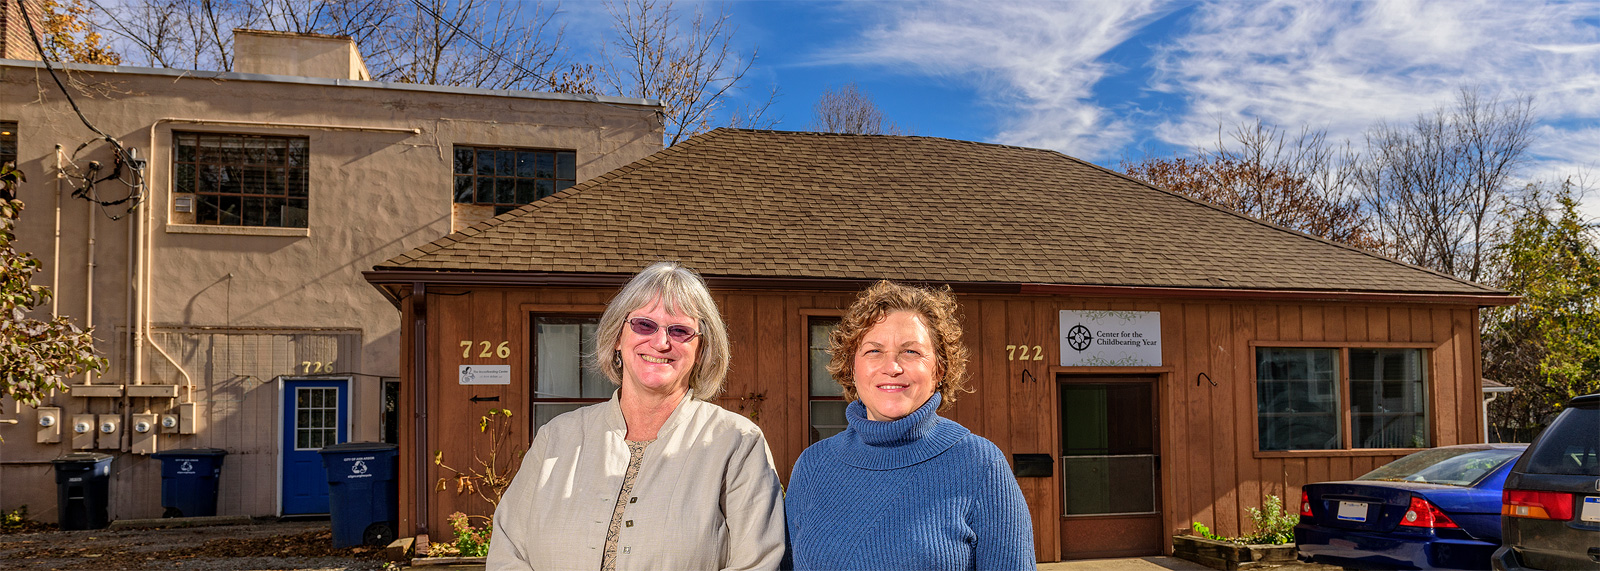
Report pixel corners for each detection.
[1484,181,1600,432]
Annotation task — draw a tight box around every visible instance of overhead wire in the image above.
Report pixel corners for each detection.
[15,0,143,217]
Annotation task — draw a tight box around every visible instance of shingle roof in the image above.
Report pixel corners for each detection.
[377,129,1500,295]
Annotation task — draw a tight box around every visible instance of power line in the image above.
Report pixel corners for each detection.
[15,0,143,216]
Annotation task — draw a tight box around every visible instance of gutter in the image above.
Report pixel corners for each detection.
[363,269,1518,306]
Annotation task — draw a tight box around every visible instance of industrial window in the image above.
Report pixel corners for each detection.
[173,132,309,228]
[808,318,844,444]
[1256,347,1429,451]
[1,122,17,167]
[453,146,576,214]
[531,315,608,435]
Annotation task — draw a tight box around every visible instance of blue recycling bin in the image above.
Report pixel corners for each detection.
[319,442,399,548]
[52,452,113,530]
[149,448,227,518]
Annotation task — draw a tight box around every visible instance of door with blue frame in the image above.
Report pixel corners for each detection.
[282,378,348,515]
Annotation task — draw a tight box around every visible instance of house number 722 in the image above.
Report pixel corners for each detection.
[1006,345,1045,361]
[460,340,511,359]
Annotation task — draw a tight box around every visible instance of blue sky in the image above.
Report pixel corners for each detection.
[565,0,1600,211]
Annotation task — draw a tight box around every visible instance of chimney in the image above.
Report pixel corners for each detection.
[232,29,372,81]
[1,0,44,60]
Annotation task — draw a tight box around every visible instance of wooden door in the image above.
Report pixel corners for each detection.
[1058,376,1162,559]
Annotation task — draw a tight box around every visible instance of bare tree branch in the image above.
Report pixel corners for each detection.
[598,0,762,145]
[809,82,899,135]
[1355,88,1535,282]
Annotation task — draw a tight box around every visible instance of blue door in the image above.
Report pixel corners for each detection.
[282,379,348,515]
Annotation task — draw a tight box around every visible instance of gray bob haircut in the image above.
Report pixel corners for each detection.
[591,261,730,400]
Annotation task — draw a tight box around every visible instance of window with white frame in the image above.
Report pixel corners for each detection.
[1256,347,1429,451]
[532,315,608,435]
[808,318,844,443]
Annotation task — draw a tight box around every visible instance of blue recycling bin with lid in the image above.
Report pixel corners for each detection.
[52,452,114,530]
[149,448,227,518]
[319,442,399,548]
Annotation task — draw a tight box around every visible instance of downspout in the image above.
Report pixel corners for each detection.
[411,282,429,536]
[1482,392,1499,443]
[51,146,61,316]
[126,172,142,386]
[84,160,96,383]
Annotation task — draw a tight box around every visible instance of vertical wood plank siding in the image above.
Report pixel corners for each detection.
[399,286,1484,560]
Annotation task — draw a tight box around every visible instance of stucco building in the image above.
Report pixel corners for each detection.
[0,30,662,523]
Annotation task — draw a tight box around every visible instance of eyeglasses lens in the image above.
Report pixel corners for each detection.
[627,318,696,343]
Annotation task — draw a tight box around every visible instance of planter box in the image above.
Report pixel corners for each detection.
[411,555,487,567]
[1171,534,1299,570]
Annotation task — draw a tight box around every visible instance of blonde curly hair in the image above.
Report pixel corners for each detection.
[826,280,971,411]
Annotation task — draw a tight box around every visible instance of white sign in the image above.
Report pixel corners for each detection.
[459,364,511,385]
[1059,310,1162,367]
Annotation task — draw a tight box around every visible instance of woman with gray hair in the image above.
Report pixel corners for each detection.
[487,261,785,571]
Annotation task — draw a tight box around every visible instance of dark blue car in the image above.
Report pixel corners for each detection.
[1296,443,1529,570]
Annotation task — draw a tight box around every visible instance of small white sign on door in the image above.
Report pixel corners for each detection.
[459,364,511,385]
[1059,310,1162,367]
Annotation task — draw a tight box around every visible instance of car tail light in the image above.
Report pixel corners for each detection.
[1300,491,1313,517]
[1398,496,1459,529]
[1502,489,1574,521]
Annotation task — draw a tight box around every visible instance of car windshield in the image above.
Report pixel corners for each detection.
[1523,406,1600,476]
[1358,447,1522,486]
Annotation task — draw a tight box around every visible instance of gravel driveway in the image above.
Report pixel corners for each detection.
[0,519,392,571]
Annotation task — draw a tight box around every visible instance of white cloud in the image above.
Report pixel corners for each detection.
[815,0,1171,157]
[1149,1,1600,163]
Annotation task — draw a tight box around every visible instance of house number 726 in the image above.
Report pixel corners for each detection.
[1006,344,1045,361]
[461,340,511,359]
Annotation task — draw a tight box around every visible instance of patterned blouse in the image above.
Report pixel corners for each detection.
[601,439,653,571]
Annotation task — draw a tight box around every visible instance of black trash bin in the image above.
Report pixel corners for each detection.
[318,442,399,548]
[148,448,227,518]
[52,452,114,530]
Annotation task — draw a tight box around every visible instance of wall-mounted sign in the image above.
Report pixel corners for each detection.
[1059,310,1162,367]
[459,364,511,385]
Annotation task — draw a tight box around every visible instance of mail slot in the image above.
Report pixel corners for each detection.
[1013,453,1054,478]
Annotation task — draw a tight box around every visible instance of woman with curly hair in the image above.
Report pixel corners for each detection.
[784,280,1034,570]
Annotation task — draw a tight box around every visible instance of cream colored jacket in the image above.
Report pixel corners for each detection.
[486,390,785,571]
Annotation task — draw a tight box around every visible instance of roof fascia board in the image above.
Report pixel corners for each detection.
[363,270,1517,306]
[0,59,660,108]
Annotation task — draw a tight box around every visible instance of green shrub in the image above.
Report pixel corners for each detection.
[447,511,491,557]
[1189,495,1297,545]
[1237,495,1296,545]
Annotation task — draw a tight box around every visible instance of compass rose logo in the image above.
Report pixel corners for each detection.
[1066,325,1093,352]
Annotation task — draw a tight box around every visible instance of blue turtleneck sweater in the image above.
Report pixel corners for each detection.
[784,394,1035,571]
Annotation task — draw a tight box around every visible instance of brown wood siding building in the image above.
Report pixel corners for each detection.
[366,129,1514,562]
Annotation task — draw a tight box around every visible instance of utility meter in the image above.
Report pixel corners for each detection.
[37,407,61,444]
[71,414,96,449]
[130,413,158,454]
[99,421,116,433]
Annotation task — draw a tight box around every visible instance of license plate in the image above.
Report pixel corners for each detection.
[1337,501,1368,522]
[1582,496,1600,523]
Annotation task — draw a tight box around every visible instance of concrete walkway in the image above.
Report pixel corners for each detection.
[1040,556,1214,570]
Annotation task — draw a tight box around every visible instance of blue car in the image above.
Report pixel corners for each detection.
[1295,443,1529,570]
